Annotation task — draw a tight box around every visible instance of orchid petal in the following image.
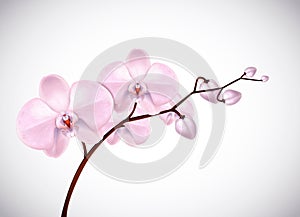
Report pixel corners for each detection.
[222,89,242,105]
[97,61,132,98]
[126,117,151,138]
[158,99,177,125]
[70,81,114,132]
[199,80,219,103]
[147,63,178,80]
[160,112,177,125]
[158,94,180,125]
[117,127,137,145]
[118,106,151,145]
[178,99,194,118]
[44,128,69,157]
[159,97,194,125]
[118,124,150,145]
[99,121,120,145]
[144,73,179,106]
[175,117,197,139]
[107,133,120,145]
[39,74,70,112]
[75,119,101,144]
[113,82,134,113]
[138,94,157,114]
[16,98,57,150]
[125,49,150,81]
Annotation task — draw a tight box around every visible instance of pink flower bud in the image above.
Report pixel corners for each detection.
[261,75,269,82]
[244,67,257,77]
[199,79,219,103]
[222,89,241,105]
[175,117,197,139]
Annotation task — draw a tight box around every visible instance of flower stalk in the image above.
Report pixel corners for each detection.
[61,71,267,217]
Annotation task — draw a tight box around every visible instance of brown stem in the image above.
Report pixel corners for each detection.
[193,76,208,92]
[81,142,87,156]
[61,72,264,217]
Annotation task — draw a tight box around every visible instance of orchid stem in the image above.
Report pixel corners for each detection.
[61,72,264,217]
[128,102,138,118]
[81,142,87,156]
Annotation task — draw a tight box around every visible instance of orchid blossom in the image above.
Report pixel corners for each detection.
[16,75,113,157]
[97,49,179,145]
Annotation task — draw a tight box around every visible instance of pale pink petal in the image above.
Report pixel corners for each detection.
[144,73,179,106]
[99,121,120,145]
[199,80,219,103]
[117,128,136,145]
[97,61,132,98]
[126,117,151,138]
[39,74,70,112]
[160,112,177,125]
[118,125,150,145]
[16,98,57,150]
[149,93,173,107]
[158,94,177,125]
[107,134,120,145]
[75,119,101,144]
[125,49,151,81]
[222,90,242,105]
[158,93,194,125]
[113,82,134,113]
[147,63,178,81]
[160,100,195,125]
[44,129,69,157]
[175,117,197,139]
[70,81,114,132]
[138,94,157,114]
[94,85,114,130]
[178,99,194,118]
[158,99,176,125]
[118,106,151,145]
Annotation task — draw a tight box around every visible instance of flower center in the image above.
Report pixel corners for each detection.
[128,82,147,98]
[56,112,78,137]
[135,83,141,95]
[62,114,71,128]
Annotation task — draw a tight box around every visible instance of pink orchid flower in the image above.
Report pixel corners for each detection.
[97,49,179,145]
[16,75,113,157]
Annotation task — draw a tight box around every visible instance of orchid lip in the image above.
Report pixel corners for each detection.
[135,83,141,95]
[55,111,78,137]
[128,81,147,97]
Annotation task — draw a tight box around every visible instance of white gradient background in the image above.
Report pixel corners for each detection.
[1,0,299,217]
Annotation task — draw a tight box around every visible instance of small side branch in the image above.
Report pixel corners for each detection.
[193,76,208,92]
[128,102,138,119]
[81,142,87,157]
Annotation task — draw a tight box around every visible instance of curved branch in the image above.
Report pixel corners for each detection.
[61,72,265,217]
